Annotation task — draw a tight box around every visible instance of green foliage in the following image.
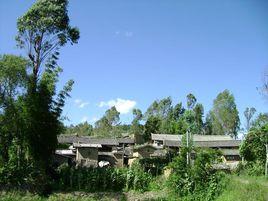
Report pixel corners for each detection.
[209,90,240,138]
[125,161,152,192]
[130,108,144,136]
[56,165,127,192]
[0,55,28,99]
[139,156,173,176]
[240,124,268,166]
[65,122,93,136]
[94,106,121,137]
[16,0,79,72]
[144,116,161,141]
[186,93,197,110]
[244,107,256,131]
[144,97,172,120]
[236,161,265,176]
[168,148,226,201]
[251,113,268,129]
[56,163,151,193]
[0,0,79,194]
[216,175,268,201]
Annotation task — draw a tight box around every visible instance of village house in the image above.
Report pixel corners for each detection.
[55,133,241,169]
[56,134,135,167]
[73,143,102,167]
[151,133,242,167]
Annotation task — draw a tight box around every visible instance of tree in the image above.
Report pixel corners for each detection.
[186,93,197,110]
[16,0,79,86]
[171,102,185,121]
[131,109,143,135]
[94,106,120,137]
[95,117,112,137]
[0,55,28,101]
[144,116,161,141]
[193,103,204,134]
[130,109,143,143]
[65,122,93,136]
[244,107,256,132]
[15,0,79,170]
[204,114,213,135]
[0,55,28,164]
[144,97,172,120]
[251,113,268,129]
[209,90,240,138]
[105,106,120,126]
[240,124,268,166]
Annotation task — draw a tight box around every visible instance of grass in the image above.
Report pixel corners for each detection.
[0,175,267,201]
[216,175,268,201]
[0,192,127,201]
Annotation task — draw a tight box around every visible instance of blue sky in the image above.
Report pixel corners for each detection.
[0,0,268,128]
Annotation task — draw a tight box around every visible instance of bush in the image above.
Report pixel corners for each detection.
[56,162,151,193]
[236,161,265,176]
[0,160,52,195]
[125,160,151,192]
[139,155,173,176]
[167,148,226,201]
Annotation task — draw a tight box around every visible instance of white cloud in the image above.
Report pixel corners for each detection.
[78,102,89,108]
[74,99,82,104]
[81,116,88,123]
[74,99,89,108]
[114,30,134,38]
[98,98,136,114]
[114,31,120,35]
[125,31,133,37]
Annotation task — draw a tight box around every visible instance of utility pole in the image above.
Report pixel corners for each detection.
[265,144,268,179]
[186,130,191,165]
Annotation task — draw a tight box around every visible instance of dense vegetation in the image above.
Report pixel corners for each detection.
[0,0,267,200]
[0,0,80,194]
[65,90,241,141]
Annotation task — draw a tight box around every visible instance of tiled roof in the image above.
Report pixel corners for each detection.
[117,138,135,144]
[73,143,102,148]
[151,134,181,141]
[194,140,241,148]
[57,135,133,146]
[57,134,91,144]
[152,134,233,142]
[164,139,241,148]
[88,138,119,146]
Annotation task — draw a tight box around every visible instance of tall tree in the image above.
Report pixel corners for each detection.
[251,113,268,129]
[186,93,197,110]
[16,0,79,169]
[193,103,204,134]
[144,116,161,141]
[105,106,120,126]
[130,109,143,142]
[0,55,28,163]
[209,90,240,138]
[172,102,185,121]
[16,0,79,87]
[240,124,268,167]
[204,114,213,135]
[144,97,172,120]
[94,106,120,137]
[65,122,93,136]
[244,107,256,132]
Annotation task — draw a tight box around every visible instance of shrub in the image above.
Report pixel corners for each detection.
[167,148,226,201]
[56,162,151,193]
[236,161,265,176]
[126,160,151,192]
